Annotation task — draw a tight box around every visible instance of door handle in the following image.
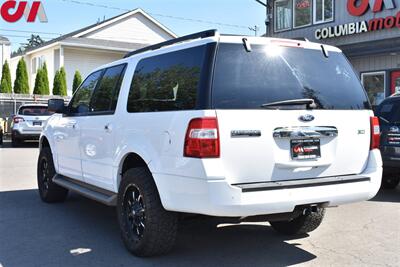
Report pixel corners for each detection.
[104,123,113,133]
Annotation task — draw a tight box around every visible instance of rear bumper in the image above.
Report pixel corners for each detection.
[12,130,41,140]
[154,150,382,217]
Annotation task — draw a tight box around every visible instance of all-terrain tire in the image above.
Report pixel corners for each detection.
[381,176,400,189]
[117,167,178,257]
[270,208,325,235]
[37,147,68,203]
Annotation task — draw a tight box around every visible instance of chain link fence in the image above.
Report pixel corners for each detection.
[0,93,70,135]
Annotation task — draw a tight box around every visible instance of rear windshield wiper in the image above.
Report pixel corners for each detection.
[261,98,317,109]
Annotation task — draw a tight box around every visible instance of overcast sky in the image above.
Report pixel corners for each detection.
[1,0,267,51]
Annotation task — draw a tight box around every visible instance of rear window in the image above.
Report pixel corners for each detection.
[376,100,400,123]
[18,106,53,116]
[127,45,207,113]
[212,44,370,110]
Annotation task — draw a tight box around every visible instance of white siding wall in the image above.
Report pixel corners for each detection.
[27,48,55,93]
[84,13,172,44]
[64,47,124,96]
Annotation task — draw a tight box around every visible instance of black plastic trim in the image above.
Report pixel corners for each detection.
[124,29,218,58]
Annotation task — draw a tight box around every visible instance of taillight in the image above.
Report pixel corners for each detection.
[370,116,380,150]
[13,117,24,124]
[184,117,220,158]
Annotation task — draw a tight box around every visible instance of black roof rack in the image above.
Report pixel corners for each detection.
[124,29,218,58]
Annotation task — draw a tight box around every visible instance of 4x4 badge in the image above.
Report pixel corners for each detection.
[299,114,315,122]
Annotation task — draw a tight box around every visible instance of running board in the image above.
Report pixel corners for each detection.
[52,174,117,206]
[233,175,371,193]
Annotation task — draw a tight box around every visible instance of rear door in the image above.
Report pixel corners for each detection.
[79,64,126,191]
[55,70,102,181]
[212,42,372,185]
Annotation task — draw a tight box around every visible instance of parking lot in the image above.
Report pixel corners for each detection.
[0,140,399,267]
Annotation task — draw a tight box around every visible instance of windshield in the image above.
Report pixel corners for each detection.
[212,44,370,110]
[18,106,53,116]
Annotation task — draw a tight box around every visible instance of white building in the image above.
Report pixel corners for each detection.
[10,9,176,96]
[0,36,11,77]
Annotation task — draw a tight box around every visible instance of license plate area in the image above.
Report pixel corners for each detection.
[290,139,321,160]
[33,121,42,126]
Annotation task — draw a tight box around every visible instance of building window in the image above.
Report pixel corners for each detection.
[293,0,312,28]
[31,56,45,74]
[362,72,386,106]
[275,0,292,31]
[314,0,334,24]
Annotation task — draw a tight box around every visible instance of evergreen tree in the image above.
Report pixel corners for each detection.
[13,58,30,94]
[33,68,45,95]
[59,67,67,96]
[0,60,12,93]
[41,62,50,95]
[72,70,82,94]
[53,70,61,96]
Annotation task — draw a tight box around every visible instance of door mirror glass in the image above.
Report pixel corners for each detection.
[48,99,66,114]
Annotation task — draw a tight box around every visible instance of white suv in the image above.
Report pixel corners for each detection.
[38,30,382,257]
[12,104,53,146]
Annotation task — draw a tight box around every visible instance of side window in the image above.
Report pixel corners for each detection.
[69,71,102,114]
[90,64,126,113]
[127,45,206,113]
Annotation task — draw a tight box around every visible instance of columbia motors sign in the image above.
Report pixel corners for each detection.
[1,0,47,23]
[315,0,398,40]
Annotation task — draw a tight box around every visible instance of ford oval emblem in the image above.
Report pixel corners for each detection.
[299,114,315,122]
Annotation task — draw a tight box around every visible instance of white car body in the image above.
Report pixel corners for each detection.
[41,33,382,217]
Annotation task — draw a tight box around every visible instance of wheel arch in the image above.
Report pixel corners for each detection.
[117,152,152,191]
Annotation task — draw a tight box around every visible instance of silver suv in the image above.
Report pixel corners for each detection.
[12,104,53,146]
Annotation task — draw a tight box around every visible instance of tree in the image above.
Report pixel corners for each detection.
[53,68,67,96]
[33,68,45,95]
[59,67,67,96]
[72,70,82,94]
[13,58,29,94]
[41,62,50,95]
[0,60,12,93]
[52,70,61,96]
[23,34,44,50]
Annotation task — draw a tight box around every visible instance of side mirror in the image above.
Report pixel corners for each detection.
[48,99,66,114]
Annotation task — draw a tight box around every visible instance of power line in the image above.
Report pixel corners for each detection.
[0,28,62,36]
[57,0,249,29]
[1,34,51,40]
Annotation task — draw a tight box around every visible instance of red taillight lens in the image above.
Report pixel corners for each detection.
[370,116,380,150]
[13,117,24,124]
[184,117,220,158]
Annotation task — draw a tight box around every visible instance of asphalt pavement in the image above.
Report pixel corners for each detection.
[0,140,399,267]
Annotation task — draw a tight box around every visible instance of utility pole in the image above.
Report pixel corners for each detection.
[249,25,259,36]
[254,0,271,36]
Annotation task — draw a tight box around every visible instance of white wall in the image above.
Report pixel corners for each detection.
[64,47,124,96]
[84,13,173,44]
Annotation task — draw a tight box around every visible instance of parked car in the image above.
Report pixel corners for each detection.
[376,96,400,189]
[37,30,382,257]
[12,104,53,147]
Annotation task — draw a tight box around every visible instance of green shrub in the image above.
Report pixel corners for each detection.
[0,60,12,93]
[13,58,30,94]
[72,70,82,94]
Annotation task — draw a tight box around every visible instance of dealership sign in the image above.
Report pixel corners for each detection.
[315,0,398,40]
[1,0,47,23]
